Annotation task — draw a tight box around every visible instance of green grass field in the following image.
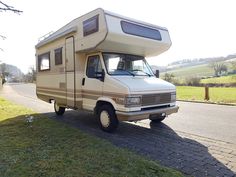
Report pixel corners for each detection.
[177,86,236,104]
[0,97,183,177]
[201,74,236,84]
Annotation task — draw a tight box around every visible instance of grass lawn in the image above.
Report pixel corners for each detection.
[201,74,236,84]
[0,97,183,177]
[177,86,236,104]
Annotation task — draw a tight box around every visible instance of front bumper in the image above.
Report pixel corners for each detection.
[116,105,179,121]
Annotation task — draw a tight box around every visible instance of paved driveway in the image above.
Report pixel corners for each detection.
[1,83,236,177]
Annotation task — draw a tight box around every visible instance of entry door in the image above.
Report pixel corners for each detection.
[65,37,75,107]
[82,54,104,110]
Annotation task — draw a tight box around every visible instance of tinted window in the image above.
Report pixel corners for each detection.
[55,48,62,65]
[121,21,162,41]
[86,55,102,78]
[83,15,99,36]
[38,52,50,71]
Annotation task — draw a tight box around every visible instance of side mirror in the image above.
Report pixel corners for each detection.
[155,70,159,78]
[95,69,105,82]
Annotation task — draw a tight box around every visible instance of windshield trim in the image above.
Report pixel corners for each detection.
[102,52,154,77]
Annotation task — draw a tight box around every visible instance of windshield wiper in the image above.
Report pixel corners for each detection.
[125,70,135,76]
[130,69,151,77]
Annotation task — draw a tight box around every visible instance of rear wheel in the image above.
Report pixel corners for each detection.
[98,105,119,132]
[149,114,166,123]
[54,101,65,115]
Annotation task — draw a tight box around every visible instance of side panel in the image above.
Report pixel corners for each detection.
[36,36,67,105]
[81,53,104,111]
[65,37,75,107]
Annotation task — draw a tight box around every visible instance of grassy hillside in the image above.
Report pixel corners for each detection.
[201,74,236,84]
[0,97,183,177]
[161,61,234,80]
[161,64,214,78]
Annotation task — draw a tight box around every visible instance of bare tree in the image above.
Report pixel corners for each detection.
[0,1,22,53]
[0,63,9,84]
[0,1,22,14]
[24,66,36,83]
[0,35,6,52]
[209,61,228,76]
[230,61,236,73]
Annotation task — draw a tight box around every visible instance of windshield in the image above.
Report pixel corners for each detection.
[103,53,154,76]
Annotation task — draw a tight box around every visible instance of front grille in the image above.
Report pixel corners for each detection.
[142,93,172,106]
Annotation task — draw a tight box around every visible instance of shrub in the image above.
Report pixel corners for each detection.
[185,77,201,86]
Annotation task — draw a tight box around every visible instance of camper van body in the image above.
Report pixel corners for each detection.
[35,8,179,132]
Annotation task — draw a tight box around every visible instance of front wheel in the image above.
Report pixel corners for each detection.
[98,105,119,132]
[54,101,65,115]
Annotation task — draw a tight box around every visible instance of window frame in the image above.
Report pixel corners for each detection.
[102,52,154,76]
[54,47,63,65]
[120,21,162,41]
[38,52,51,72]
[83,15,99,37]
[86,55,102,78]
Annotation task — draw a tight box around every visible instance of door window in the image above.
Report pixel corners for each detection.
[86,55,102,78]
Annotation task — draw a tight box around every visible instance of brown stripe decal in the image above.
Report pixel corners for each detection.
[37,86,126,98]
[37,86,126,105]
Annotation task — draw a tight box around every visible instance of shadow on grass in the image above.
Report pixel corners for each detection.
[1,110,235,177]
[49,110,236,177]
[0,113,184,177]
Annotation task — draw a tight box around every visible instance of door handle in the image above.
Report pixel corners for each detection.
[82,78,85,86]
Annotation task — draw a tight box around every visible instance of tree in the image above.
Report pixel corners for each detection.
[24,66,36,83]
[0,1,22,14]
[185,77,201,86]
[0,1,23,51]
[0,35,6,52]
[0,63,9,84]
[219,64,227,74]
[29,66,36,82]
[230,61,236,73]
[164,73,175,82]
[209,61,228,76]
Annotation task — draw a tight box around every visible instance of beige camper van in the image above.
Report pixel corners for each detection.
[35,8,179,132]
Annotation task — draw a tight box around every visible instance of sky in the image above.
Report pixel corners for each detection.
[0,0,236,73]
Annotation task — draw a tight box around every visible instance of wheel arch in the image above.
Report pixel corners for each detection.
[94,97,117,115]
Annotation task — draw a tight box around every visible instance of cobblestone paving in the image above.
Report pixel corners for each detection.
[45,111,236,177]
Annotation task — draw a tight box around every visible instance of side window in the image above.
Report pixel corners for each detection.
[86,55,102,78]
[83,15,99,36]
[121,21,162,41]
[55,48,62,65]
[38,52,50,71]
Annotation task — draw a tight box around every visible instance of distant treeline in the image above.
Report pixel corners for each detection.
[167,54,236,67]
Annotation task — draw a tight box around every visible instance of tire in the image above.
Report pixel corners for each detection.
[149,114,166,123]
[54,101,65,115]
[98,104,119,132]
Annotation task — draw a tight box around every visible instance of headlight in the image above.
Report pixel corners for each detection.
[125,96,141,107]
[171,92,176,102]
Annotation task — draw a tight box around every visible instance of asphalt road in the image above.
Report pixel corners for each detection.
[1,83,236,176]
[2,83,236,144]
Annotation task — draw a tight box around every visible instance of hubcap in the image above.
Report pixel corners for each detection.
[100,111,110,128]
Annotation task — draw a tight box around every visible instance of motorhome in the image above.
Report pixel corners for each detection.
[35,8,179,132]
